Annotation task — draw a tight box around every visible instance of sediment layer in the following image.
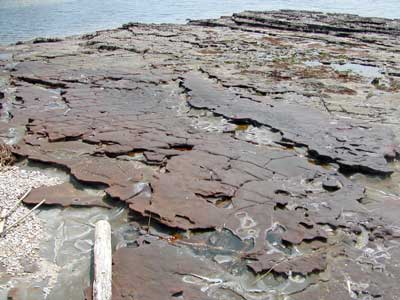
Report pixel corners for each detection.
[1,10,400,300]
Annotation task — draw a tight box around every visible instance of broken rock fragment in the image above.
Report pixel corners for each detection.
[23,182,109,208]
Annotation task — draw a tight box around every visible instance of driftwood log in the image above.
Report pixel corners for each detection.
[93,220,112,300]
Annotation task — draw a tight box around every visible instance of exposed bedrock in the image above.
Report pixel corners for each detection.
[182,72,397,175]
[1,9,400,300]
[189,10,400,37]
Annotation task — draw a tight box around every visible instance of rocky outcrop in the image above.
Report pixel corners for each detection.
[1,10,400,300]
[190,10,400,36]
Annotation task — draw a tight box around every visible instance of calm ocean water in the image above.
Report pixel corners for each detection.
[0,0,399,45]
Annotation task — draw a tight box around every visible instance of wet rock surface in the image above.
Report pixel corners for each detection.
[182,73,396,175]
[111,240,219,300]
[1,10,400,300]
[23,182,109,208]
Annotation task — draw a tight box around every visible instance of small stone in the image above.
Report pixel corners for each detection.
[322,177,341,191]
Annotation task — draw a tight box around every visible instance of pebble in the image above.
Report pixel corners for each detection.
[0,166,61,278]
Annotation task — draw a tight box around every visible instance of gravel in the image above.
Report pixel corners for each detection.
[0,166,61,279]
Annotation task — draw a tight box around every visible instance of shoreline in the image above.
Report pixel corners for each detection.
[1,10,400,300]
[1,9,400,47]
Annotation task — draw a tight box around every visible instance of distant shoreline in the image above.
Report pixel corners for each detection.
[1,0,400,45]
[2,9,400,47]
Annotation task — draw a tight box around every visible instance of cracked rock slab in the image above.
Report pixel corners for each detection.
[23,182,109,208]
[1,9,400,300]
[111,240,218,300]
[182,72,397,175]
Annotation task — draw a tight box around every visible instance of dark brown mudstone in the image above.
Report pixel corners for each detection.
[1,9,400,300]
[23,182,109,208]
[112,240,218,300]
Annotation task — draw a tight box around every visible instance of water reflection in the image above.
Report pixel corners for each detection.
[331,63,383,78]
